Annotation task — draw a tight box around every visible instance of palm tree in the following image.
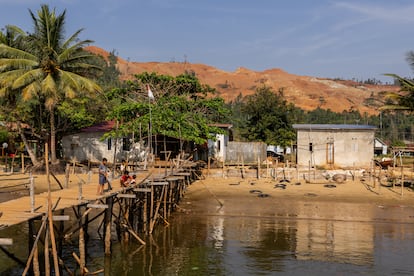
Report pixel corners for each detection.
[0,4,102,164]
[382,74,414,112]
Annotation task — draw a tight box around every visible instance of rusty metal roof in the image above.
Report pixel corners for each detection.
[80,121,115,132]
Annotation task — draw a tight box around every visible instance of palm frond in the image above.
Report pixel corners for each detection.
[59,70,102,94]
[379,105,410,111]
[0,44,37,60]
[21,82,41,100]
[12,68,44,90]
[42,73,57,94]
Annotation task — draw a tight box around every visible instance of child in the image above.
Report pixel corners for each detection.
[120,170,131,187]
[130,174,137,185]
[97,158,108,195]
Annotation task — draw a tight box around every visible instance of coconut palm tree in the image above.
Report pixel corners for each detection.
[0,4,102,164]
[0,25,43,166]
[382,74,414,112]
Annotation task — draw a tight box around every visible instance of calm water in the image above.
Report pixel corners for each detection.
[1,203,414,275]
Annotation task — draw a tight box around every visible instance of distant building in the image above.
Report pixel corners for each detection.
[374,138,388,156]
[208,123,233,163]
[61,121,126,163]
[293,124,376,168]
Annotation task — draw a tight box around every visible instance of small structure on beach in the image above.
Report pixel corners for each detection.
[293,124,376,168]
[374,137,388,156]
[208,123,233,163]
[61,121,132,163]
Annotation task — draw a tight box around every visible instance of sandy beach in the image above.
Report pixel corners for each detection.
[2,167,414,221]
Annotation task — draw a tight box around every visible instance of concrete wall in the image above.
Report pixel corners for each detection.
[61,132,126,163]
[225,141,267,164]
[296,129,375,168]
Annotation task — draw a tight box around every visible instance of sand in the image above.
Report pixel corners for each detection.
[2,168,414,222]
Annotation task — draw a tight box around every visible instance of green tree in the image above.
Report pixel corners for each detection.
[107,72,229,145]
[239,86,295,147]
[0,5,102,164]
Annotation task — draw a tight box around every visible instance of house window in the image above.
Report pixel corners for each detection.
[107,138,112,150]
[123,137,131,151]
[352,137,358,152]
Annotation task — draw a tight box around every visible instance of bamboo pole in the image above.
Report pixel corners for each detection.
[150,185,166,234]
[72,252,89,274]
[33,245,40,276]
[45,145,60,276]
[30,173,35,213]
[44,228,50,276]
[22,217,47,276]
[79,205,86,275]
[127,227,146,245]
[104,197,113,255]
[401,165,404,197]
[65,163,70,189]
[143,190,148,233]
[149,185,154,233]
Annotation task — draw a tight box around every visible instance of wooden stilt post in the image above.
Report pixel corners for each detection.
[149,185,154,233]
[65,163,70,189]
[22,217,47,276]
[44,228,50,276]
[28,218,36,275]
[104,197,113,255]
[33,244,40,276]
[45,144,60,276]
[30,173,35,213]
[79,206,86,275]
[143,190,148,233]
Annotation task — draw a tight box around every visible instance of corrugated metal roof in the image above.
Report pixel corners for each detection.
[292,124,377,130]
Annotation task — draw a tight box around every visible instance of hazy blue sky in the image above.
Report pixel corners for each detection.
[1,0,413,82]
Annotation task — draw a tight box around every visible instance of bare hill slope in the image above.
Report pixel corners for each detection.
[87,46,398,115]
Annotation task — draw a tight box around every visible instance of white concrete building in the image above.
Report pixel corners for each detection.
[293,124,376,168]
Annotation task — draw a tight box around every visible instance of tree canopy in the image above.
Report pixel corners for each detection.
[231,86,296,147]
[0,4,102,164]
[106,72,229,145]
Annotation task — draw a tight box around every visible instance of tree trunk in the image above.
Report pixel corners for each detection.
[49,107,58,164]
[17,122,40,167]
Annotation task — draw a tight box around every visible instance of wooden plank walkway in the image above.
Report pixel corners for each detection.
[0,172,151,228]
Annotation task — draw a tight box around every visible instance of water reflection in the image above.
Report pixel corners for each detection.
[1,203,414,275]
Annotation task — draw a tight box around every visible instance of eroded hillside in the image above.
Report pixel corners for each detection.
[87,46,398,115]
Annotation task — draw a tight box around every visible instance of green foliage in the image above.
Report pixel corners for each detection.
[0,128,9,142]
[234,86,296,147]
[107,72,229,144]
[380,74,414,112]
[0,4,104,162]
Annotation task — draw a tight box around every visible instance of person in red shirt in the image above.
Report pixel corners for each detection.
[120,170,131,187]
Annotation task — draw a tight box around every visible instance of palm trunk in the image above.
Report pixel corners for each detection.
[50,107,58,164]
[17,122,40,167]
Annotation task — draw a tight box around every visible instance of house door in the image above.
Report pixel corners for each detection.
[326,142,334,165]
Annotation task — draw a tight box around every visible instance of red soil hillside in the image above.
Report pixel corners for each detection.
[86,46,398,115]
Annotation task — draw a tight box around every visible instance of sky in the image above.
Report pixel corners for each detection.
[1,0,413,83]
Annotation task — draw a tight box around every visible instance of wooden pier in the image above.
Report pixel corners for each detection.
[0,164,200,275]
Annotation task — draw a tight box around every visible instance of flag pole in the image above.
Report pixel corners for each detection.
[147,85,154,161]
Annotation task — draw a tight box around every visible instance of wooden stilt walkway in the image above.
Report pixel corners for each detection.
[0,173,150,229]
[0,162,201,274]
